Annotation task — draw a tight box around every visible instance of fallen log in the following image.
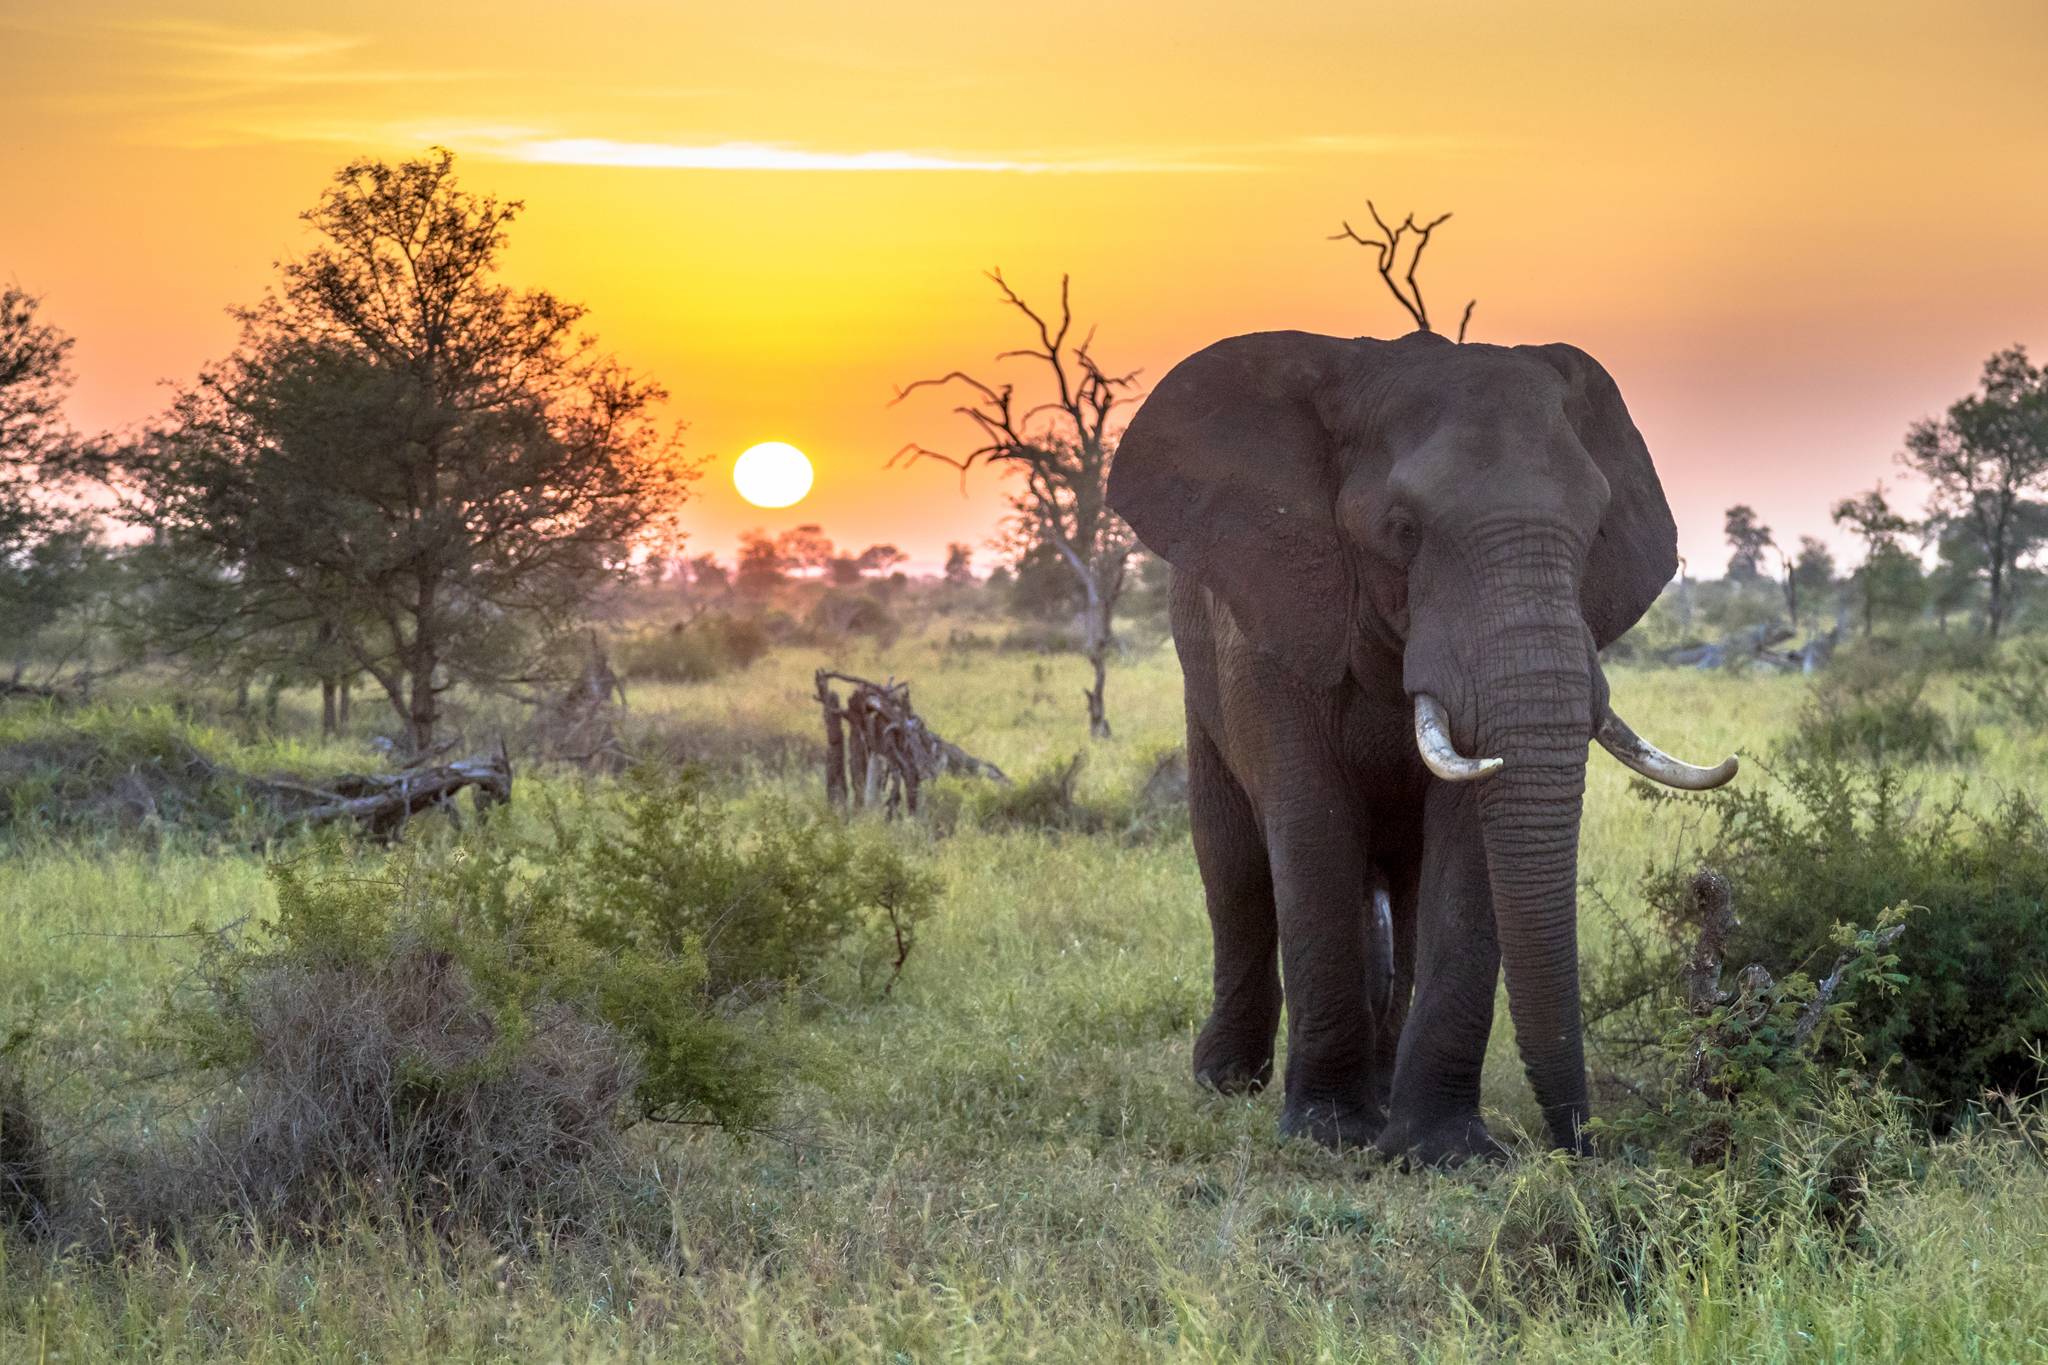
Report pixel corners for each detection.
[1662,622,1797,670]
[294,744,513,840]
[230,742,513,841]
[814,670,1008,818]
[0,680,70,702]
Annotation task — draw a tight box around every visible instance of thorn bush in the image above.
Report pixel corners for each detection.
[1588,751,2048,1126]
[131,770,939,1239]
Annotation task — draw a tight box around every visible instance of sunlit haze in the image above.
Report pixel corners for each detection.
[5,2,2046,572]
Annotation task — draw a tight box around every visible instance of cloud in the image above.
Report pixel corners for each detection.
[111,18,367,66]
[15,16,1465,173]
[491,137,1250,174]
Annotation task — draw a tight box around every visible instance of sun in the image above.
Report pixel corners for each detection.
[732,441,814,509]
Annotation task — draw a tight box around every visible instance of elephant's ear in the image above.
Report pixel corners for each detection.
[1521,343,1679,648]
[1108,331,1362,688]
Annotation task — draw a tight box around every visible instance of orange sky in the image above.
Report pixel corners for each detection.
[6,1,2046,574]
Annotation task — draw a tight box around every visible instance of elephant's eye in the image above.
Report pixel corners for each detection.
[1384,513,1422,563]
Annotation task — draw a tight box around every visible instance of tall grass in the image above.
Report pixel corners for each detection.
[3,619,2046,1360]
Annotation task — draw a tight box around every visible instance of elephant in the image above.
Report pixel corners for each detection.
[1105,329,1737,1164]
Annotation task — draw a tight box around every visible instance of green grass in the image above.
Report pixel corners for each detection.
[5,622,2047,1360]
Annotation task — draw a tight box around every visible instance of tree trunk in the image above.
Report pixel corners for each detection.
[1988,555,2006,640]
[846,716,870,811]
[819,679,848,809]
[406,647,439,755]
[321,679,338,738]
[1083,648,1111,740]
[1078,582,1114,739]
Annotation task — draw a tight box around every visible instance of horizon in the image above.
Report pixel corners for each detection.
[5,3,2046,574]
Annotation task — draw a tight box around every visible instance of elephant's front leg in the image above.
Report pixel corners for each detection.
[1379,780,1506,1165]
[1267,782,1384,1149]
[1187,721,1282,1094]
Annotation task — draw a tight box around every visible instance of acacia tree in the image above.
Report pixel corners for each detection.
[1790,536,1837,630]
[1723,503,1802,622]
[0,287,102,680]
[892,271,1138,737]
[943,542,974,585]
[734,531,786,596]
[119,151,692,751]
[1901,344,2048,639]
[1833,485,1924,637]
[1723,504,1774,581]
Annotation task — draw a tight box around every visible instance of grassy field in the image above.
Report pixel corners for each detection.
[4,616,2047,1361]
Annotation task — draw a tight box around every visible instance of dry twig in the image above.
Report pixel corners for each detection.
[1329,200,1477,339]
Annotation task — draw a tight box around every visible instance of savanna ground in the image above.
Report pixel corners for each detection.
[4,601,2048,1361]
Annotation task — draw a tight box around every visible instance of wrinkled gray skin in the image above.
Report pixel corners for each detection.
[1106,329,1680,1164]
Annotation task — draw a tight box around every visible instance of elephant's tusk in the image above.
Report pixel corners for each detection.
[1595,709,1739,790]
[1412,694,1503,782]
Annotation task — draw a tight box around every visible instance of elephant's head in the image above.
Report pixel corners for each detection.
[1106,330,1735,1152]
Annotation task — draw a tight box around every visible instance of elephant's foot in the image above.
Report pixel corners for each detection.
[1192,1020,1274,1095]
[1277,1096,1386,1151]
[1377,1111,1508,1168]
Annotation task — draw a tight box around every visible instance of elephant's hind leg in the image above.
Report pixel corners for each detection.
[1187,719,1281,1095]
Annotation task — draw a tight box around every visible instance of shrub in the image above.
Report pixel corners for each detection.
[805,589,898,643]
[941,748,1190,844]
[1480,1083,1915,1321]
[1966,638,2048,725]
[0,705,341,845]
[1589,752,2048,1124]
[1786,666,1974,766]
[153,853,658,1237]
[139,774,939,1237]
[998,621,1082,654]
[966,753,1099,834]
[613,612,770,684]
[1490,899,1917,1318]
[539,771,941,998]
[0,1052,52,1235]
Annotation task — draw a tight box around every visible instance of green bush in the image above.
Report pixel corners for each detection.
[1966,638,2048,725]
[0,705,337,845]
[965,753,1099,833]
[1493,903,1917,1315]
[138,773,939,1237]
[1481,1085,1916,1320]
[997,621,1082,654]
[1589,753,2048,1124]
[1787,665,1974,766]
[538,770,941,998]
[153,850,671,1237]
[613,613,770,684]
[805,589,899,643]
[938,748,1190,844]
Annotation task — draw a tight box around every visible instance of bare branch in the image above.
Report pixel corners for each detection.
[891,271,1143,736]
[1330,198,1474,340]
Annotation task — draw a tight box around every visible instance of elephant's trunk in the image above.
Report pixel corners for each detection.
[1466,533,1596,1153]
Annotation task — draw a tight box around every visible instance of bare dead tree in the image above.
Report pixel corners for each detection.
[1330,201,1477,342]
[890,271,1140,737]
